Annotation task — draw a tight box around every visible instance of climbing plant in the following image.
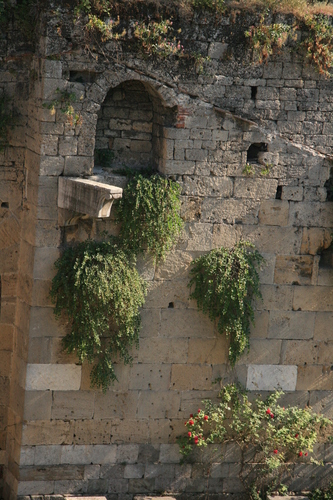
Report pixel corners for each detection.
[51,173,183,390]
[116,173,184,263]
[50,238,147,392]
[188,242,264,365]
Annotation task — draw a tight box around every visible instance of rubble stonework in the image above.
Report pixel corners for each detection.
[0,7,333,500]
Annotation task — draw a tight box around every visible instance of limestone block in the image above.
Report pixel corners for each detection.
[144,463,175,479]
[282,340,318,365]
[161,160,195,175]
[0,351,12,377]
[293,286,333,312]
[129,364,171,391]
[179,390,219,417]
[116,444,139,464]
[35,220,61,247]
[40,135,59,156]
[247,364,297,391]
[155,251,193,281]
[263,63,283,79]
[64,156,94,176]
[73,420,112,445]
[111,419,149,444]
[241,339,282,364]
[259,253,276,284]
[259,284,293,311]
[160,309,215,338]
[144,280,190,309]
[274,255,314,285]
[124,465,145,479]
[301,228,332,255]
[187,337,228,364]
[34,445,62,466]
[23,391,52,420]
[94,391,138,419]
[137,391,181,419]
[20,446,35,466]
[61,445,117,465]
[182,176,233,198]
[309,391,333,418]
[170,365,212,390]
[289,202,333,228]
[281,186,303,201]
[258,200,289,226]
[53,479,88,494]
[138,338,188,364]
[317,342,333,364]
[59,137,78,156]
[51,391,95,419]
[25,364,81,391]
[234,178,278,200]
[159,444,181,464]
[140,309,160,338]
[268,311,315,339]
[185,223,213,251]
[296,366,333,390]
[22,420,74,445]
[250,310,269,339]
[17,481,55,495]
[314,312,333,341]
[33,247,60,280]
[242,225,302,255]
[58,177,122,218]
[29,307,65,338]
[201,198,259,225]
[212,223,242,249]
[208,42,228,60]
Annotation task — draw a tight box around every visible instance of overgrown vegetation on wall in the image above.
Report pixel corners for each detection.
[188,242,264,365]
[178,384,333,499]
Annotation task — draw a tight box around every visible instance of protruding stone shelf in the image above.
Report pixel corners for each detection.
[58,176,123,218]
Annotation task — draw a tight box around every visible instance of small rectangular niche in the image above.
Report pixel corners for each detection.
[69,70,99,84]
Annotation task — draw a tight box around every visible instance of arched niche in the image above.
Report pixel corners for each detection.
[94,80,176,172]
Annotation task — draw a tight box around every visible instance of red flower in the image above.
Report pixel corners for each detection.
[194,436,199,444]
[198,409,201,413]
[273,449,278,454]
[295,433,299,438]
[189,419,194,426]
[305,452,308,457]
[204,415,209,421]
[266,408,271,415]
[188,432,192,438]
[270,413,274,419]
[298,451,303,457]
[190,414,193,418]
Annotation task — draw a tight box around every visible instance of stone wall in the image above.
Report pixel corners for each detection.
[0,7,333,499]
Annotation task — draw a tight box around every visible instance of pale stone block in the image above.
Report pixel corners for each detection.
[73,420,112,445]
[281,186,303,201]
[259,284,293,311]
[234,178,278,200]
[258,200,289,226]
[31,279,53,307]
[111,419,149,444]
[20,446,35,466]
[34,445,62,466]
[301,228,332,256]
[124,464,145,479]
[314,312,333,341]
[29,307,65,337]
[116,444,139,464]
[22,421,74,446]
[51,391,95,419]
[160,309,215,338]
[138,309,160,338]
[25,364,81,391]
[170,365,212,390]
[64,156,94,176]
[84,465,101,479]
[155,251,193,281]
[17,481,55,495]
[137,391,181,419]
[259,253,275,284]
[179,390,219,418]
[129,364,171,391]
[309,391,333,418]
[289,202,333,228]
[61,445,117,465]
[250,310,269,339]
[296,365,333,390]
[94,391,138,419]
[182,177,233,198]
[268,311,315,339]
[185,222,213,251]
[240,339,281,364]
[281,340,318,365]
[247,364,297,391]
[317,342,333,364]
[144,280,190,309]
[201,198,259,225]
[293,286,333,312]
[212,223,242,249]
[187,337,228,364]
[33,247,60,280]
[138,338,188,364]
[274,255,314,285]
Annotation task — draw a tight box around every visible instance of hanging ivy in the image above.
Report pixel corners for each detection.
[188,241,264,365]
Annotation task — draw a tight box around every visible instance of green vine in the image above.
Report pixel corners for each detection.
[116,173,184,263]
[302,14,333,76]
[188,242,264,365]
[178,384,332,498]
[50,238,147,392]
[51,173,183,390]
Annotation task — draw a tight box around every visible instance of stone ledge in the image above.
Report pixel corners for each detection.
[58,177,123,218]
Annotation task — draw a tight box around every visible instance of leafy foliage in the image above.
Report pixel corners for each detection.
[134,19,184,58]
[310,482,333,500]
[50,238,147,391]
[192,0,225,13]
[94,148,115,167]
[43,88,81,126]
[245,16,294,63]
[188,242,264,365]
[116,173,184,263]
[178,384,332,497]
[302,14,333,76]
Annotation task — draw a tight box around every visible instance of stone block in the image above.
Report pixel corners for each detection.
[51,391,95,419]
[161,160,195,175]
[61,445,117,465]
[201,198,259,225]
[20,465,84,481]
[182,176,233,198]
[250,310,269,339]
[259,253,276,284]
[73,420,112,445]
[94,391,138,419]
[179,390,219,418]
[137,391,181,419]
[17,481,55,496]
[317,342,333,364]
[259,284,293,311]
[289,202,333,228]
[33,247,60,280]
[25,364,81,391]
[170,365,212,390]
[144,280,190,309]
[111,419,149,444]
[34,445,62,466]
[241,339,281,364]
[185,222,213,251]
[263,63,282,79]
[20,446,35,466]
[84,464,101,479]
[124,465,145,479]
[31,279,53,307]
[247,364,297,391]
[140,309,160,338]
[309,391,333,418]
[159,444,181,464]
[23,391,52,421]
[258,200,289,226]
[59,137,78,156]
[268,311,315,339]
[241,225,302,255]
[187,337,228,364]
[296,365,333,390]
[274,255,314,285]
[29,307,65,338]
[301,228,332,255]
[208,42,228,59]
[129,364,171,391]
[160,308,215,338]
[234,178,278,200]
[22,421,74,446]
[116,444,139,464]
[293,286,333,312]
[155,250,193,281]
[314,312,333,341]
[64,156,93,176]
[137,338,188,364]
[282,340,318,365]
[281,186,303,201]
[53,479,88,494]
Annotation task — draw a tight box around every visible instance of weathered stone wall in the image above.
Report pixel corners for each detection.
[0,7,333,499]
